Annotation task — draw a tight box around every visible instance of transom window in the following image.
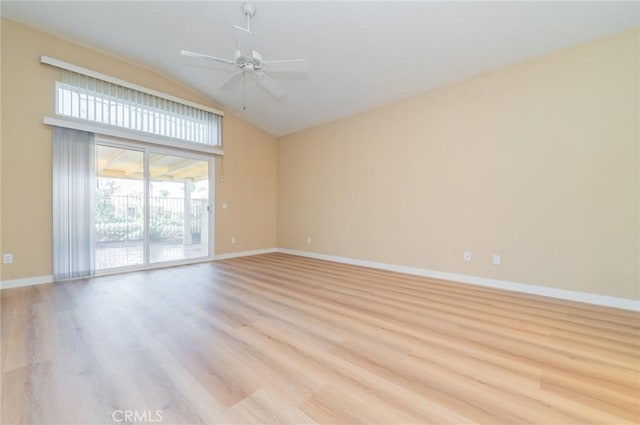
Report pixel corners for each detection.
[55,69,221,147]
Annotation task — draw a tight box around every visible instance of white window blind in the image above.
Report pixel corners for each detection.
[42,56,223,151]
[56,69,220,147]
[52,127,96,280]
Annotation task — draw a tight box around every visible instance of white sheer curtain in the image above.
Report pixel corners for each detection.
[52,127,95,280]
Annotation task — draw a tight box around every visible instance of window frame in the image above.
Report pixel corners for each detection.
[42,55,224,155]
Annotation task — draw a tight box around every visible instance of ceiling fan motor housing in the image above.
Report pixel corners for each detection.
[234,49,263,70]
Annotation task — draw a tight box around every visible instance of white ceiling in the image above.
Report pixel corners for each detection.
[2,1,638,137]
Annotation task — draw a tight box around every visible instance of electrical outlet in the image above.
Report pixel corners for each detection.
[492,254,501,265]
[306,236,312,245]
[3,253,13,264]
[231,237,237,245]
[463,251,472,262]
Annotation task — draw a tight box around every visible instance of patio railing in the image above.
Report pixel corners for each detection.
[95,195,207,244]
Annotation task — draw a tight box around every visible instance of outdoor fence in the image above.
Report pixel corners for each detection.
[95,195,207,244]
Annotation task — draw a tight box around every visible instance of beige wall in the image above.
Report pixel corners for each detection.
[2,18,638,301]
[0,18,277,281]
[278,29,640,300]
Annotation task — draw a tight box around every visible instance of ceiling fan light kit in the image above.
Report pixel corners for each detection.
[181,3,307,108]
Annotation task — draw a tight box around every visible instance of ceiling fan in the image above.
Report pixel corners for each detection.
[181,3,307,106]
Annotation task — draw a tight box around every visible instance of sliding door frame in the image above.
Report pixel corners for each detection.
[94,135,215,276]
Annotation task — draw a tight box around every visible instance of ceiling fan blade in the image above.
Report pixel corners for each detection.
[233,25,254,58]
[255,72,285,99]
[181,50,235,66]
[263,59,307,73]
[219,71,244,92]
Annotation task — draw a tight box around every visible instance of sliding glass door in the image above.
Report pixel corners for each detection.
[95,145,145,269]
[149,153,210,263]
[95,143,212,271]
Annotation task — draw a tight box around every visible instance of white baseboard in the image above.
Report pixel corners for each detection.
[1,274,54,290]
[0,248,278,290]
[214,248,278,261]
[277,248,640,312]
[3,248,637,312]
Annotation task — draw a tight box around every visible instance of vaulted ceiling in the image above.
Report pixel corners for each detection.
[2,1,638,137]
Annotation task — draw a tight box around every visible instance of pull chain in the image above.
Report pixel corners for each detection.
[242,70,247,110]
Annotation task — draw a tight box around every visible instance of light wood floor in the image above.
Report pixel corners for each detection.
[2,253,639,424]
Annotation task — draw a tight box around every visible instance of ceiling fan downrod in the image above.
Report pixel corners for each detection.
[242,3,256,32]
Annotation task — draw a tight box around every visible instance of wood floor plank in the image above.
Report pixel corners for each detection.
[219,258,639,389]
[1,253,638,424]
[227,388,318,425]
